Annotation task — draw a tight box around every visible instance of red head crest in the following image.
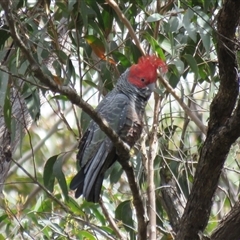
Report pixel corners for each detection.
[128,55,167,88]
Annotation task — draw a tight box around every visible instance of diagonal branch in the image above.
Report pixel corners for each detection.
[0,1,147,239]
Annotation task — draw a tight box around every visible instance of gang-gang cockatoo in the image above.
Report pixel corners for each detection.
[70,55,167,202]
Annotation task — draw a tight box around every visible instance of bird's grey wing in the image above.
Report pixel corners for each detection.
[70,93,130,201]
[79,93,130,166]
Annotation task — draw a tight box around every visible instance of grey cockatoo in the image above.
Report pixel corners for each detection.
[70,55,167,202]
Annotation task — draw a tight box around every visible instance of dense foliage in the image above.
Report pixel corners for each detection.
[0,0,239,239]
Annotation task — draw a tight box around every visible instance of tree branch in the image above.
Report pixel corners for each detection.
[175,1,240,239]
[99,199,125,240]
[0,1,147,239]
[210,201,240,240]
[146,92,160,239]
[105,0,145,56]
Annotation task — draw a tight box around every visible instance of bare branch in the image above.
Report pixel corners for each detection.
[99,199,126,240]
[146,92,161,239]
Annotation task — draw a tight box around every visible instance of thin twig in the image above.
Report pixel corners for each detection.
[105,0,145,55]
[99,199,125,240]
[147,92,161,240]
[158,74,207,135]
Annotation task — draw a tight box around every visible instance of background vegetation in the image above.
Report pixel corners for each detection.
[0,0,240,239]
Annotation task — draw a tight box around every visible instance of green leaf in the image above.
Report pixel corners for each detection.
[68,0,77,11]
[0,25,10,49]
[66,197,84,216]
[169,16,180,32]
[147,13,164,23]
[0,69,9,108]
[23,86,41,121]
[77,230,96,240]
[43,155,59,192]
[56,50,68,64]
[81,110,92,133]
[66,57,76,85]
[91,205,105,225]
[183,9,197,42]
[173,59,184,75]
[183,54,198,77]
[86,0,104,30]
[53,154,69,200]
[83,79,98,89]
[168,72,180,88]
[112,51,131,68]
[115,200,135,236]
[102,6,113,37]
[199,29,211,54]
[4,86,11,131]
[52,59,62,77]
[158,34,172,56]
[109,162,123,183]
[101,63,114,91]
[0,213,8,223]
[143,33,166,60]
[80,0,89,29]
[129,43,142,63]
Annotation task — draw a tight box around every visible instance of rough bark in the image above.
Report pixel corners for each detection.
[210,201,240,240]
[159,167,184,233]
[176,1,240,239]
[0,88,32,193]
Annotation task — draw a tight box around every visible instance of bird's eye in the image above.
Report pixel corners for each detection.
[141,78,145,82]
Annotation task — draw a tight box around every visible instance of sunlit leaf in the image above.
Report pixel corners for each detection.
[199,29,211,54]
[77,230,96,240]
[85,35,115,64]
[173,59,184,74]
[158,34,172,55]
[183,8,197,42]
[147,13,164,22]
[66,197,84,216]
[144,33,166,61]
